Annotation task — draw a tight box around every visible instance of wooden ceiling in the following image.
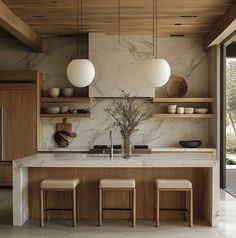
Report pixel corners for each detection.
[2,0,235,37]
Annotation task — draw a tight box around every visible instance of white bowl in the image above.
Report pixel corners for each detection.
[63,88,74,97]
[184,107,194,114]
[195,108,208,114]
[49,88,60,97]
[168,109,176,114]
[168,105,177,111]
[60,106,69,113]
[46,107,60,114]
[177,107,184,114]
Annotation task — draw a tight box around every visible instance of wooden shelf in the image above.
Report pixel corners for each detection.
[41,97,91,104]
[152,97,213,103]
[153,113,213,119]
[40,113,91,119]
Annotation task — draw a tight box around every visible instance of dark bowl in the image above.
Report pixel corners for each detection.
[179,140,202,148]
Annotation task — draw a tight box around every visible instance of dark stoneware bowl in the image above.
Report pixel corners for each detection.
[179,140,202,148]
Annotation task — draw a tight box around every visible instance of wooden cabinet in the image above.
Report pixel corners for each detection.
[0,70,41,185]
[0,89,37,161]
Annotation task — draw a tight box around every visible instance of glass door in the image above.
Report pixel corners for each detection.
[221,32,236,196]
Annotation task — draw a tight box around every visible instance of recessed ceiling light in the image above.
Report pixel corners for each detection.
[170,34,185,37]
[180,15,197,18]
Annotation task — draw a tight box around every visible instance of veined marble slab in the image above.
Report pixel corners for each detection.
[14,150,216,168]
[89,34,208,98]
[38,147,216,153]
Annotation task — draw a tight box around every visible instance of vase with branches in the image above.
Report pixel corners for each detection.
[105,94,150,158]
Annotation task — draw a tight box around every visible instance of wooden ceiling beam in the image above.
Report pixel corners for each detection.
[204,1,236,49]
[0,0,42,52]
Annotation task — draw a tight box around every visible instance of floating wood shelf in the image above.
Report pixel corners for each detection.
[41,97,91,104]
[154,113,213,119]
[40,113,91,119]
[152,98,213,103]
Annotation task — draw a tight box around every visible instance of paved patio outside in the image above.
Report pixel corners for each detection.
[226,153,236,197]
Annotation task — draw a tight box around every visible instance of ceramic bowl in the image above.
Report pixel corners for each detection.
[168,105,177,111]
[195,108,208,114]
[49,88,60,97]
[60,106,69,114]
[46,107,60,114]
[63,88,73,97]
[70,109,78,114]
[77,109,89,113]
[179,140,202,148]
[184,107,194,114]
[168,109,176,114]
[177,107,184,114]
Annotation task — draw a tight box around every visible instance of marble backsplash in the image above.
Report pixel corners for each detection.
[89,33,208,98]
[0,34,209,149]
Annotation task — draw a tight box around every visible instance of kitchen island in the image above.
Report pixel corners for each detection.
[13,148,219,227]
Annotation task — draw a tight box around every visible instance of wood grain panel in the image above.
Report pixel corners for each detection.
[0,70,39,81]
[0,162,12,186]
[1,89,37,161]
[2,0,235,36]
[28,167,211,223]
[204,1,236,48]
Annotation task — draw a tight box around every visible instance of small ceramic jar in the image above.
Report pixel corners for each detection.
[63,88,73,97]
[184,107,194,114]
[168,104,177,114]
[49,88,60,97]
[177,107,184,114]
[60,106,69,113]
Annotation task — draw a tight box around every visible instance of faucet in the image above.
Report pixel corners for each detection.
[109,130,113,161]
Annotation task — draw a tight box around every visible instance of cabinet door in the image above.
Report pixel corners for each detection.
[0,92,3,161]
[1,89,37,161]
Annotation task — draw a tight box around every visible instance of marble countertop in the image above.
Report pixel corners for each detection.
[38,147,216,153]
[14,149,217,168]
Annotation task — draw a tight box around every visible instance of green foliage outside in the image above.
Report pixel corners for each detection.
[226,58,236,153]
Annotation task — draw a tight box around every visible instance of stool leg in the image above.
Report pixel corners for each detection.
[129,190,132,221]
[189,189,193,227]
[185,191,189,222]
[132,189,136,227]
[72,189,76,227]
[153,185,156,221]
[40,189,44,227]
[45,191,48,221]
[99,189,102,226]
[156,188,160,227]
[77,188,79,222]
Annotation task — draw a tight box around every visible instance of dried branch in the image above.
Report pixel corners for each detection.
[105,94,150,136]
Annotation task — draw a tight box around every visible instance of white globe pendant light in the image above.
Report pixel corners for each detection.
[67,59,95,88]
[146,58,171,87]
[67,0,95,88]
[145,0,171,88]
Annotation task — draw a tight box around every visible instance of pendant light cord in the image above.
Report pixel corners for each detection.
[155,0,157,59]
[118,0,120,43]
[80,0,83,58]
[76,0,83,58]
[76,0,79,57]
[152,0,155,56]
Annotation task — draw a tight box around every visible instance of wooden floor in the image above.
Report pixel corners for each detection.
[28,168,212,223]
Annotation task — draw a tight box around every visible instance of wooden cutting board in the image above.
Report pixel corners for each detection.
[56,118,72,132]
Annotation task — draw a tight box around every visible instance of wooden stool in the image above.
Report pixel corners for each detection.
[98,179,136,227]
[40,179,80,227]
[153,179,193,227]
